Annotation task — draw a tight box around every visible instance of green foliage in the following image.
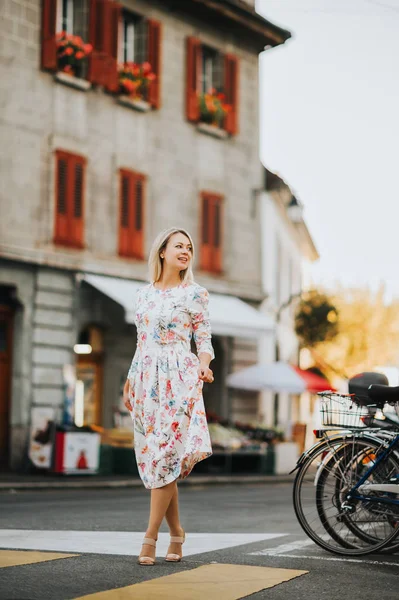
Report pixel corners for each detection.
[295,290,339,348]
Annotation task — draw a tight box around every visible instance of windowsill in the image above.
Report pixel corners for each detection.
[117,96,152,112]
[54,71,91,91]
[197,122,228,139]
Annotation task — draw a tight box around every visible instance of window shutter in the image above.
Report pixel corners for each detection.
[119,172,131,257]
[147,19,162,109]
[200,192,223,273]
[200,193,212,271]
[106,1,121,92]
[71,158,86,248]
[186,37,201,122]
[224,54,239,135]
[88,0,120,90]
[118,170,145,260]
[54,153,69,244]
[41,0,57,71]
[54,151,86,248]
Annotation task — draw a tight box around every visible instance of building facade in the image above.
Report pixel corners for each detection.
[0,0,290,469]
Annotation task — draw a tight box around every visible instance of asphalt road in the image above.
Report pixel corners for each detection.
[0,483,398,599]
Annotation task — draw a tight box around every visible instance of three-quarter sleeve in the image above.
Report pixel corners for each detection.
[188,285,215,360]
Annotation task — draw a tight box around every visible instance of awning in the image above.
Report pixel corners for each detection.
[226,362,306,394]
[83,274,273,339]
[226,362,334,394]
[293,366,334,393]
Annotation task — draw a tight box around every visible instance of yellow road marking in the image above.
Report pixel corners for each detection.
[76,563,308,599]
[0,550,78,568]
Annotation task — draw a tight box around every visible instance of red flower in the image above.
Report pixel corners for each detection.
[84,44,93,54]
[171,421,179,432]
[141,61,152,75]
[64,47,73,56]
[75,51,84,60]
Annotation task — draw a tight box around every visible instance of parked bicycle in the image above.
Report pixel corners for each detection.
[292,374,399,556]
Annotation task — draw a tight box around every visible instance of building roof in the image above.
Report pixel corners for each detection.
[165,0,292,51]
[263,167,319,262]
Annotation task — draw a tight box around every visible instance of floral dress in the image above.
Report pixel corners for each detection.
[127,282,214,489]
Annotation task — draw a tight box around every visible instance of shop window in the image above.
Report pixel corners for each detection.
[118,169,146,260]
[186,37,239,134]
[200,192,223,273]
[54,150,86,249]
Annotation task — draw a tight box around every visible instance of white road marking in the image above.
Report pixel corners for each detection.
[249,539,314,556]
[0,530,286,557]
[270,554,399,567]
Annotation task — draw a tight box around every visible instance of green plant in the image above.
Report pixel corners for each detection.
[56,31,92,76]
[118,62,156,99]
[198,89,231,127]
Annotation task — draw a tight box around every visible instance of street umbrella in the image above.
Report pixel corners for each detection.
[226,362,307,394]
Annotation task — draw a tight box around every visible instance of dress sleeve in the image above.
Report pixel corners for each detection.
[188,285,215,360]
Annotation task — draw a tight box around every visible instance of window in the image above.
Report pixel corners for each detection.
[54,150,86,248]
[119,12,147,64]
[201,45,223,94]
[186,37,239,134]
[56,0,89,39]
[118,169,146,260]
[200,192,223,273]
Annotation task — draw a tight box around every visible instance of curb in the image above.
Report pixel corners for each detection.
[0,474,294,491]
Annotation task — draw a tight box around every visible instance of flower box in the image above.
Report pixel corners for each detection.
[197,122,228,139]
[54,71,91,91]
[117,96,151,112]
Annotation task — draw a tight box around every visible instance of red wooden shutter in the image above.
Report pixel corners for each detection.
[54,151,86,248]
[224,54,239,135]
[88,0,120,90]
[71,157,86,248]
[119,172,131,257]
[200,192,223,273]
[186,37,201,122]
[54,152,69,244]
[147,19,162,109]
[41,0,57,70]
[118,170,145,260]
[106,1,121,92]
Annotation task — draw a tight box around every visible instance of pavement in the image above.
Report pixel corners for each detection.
[1,483,398,599]
[0,472,294,490]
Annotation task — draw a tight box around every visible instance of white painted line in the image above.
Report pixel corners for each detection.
[268,553,399,567]
[0,530,287,557]
[249,539,314,556]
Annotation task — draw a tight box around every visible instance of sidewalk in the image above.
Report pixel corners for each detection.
[0,472,294,491]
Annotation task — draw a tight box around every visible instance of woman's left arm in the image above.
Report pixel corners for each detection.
[189,286,215,383]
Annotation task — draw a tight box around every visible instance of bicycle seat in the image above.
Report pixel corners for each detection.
[368,384,399,405]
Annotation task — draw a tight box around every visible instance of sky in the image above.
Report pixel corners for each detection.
[257,0,399,299]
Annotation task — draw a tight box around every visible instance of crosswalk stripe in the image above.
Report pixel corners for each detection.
[74,564,308,600]
[0,530,286,556]
[0,550,78,569]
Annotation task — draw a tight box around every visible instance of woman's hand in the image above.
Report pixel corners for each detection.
[123,380,133,412]
[198,365,214,383]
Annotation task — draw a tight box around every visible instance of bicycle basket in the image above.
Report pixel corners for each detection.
[318,393,369,429]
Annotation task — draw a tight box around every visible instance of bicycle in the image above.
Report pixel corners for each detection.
[292,385,399,556]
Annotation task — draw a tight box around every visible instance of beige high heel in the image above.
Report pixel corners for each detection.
[165,531,185,562]
[138,537,157,566]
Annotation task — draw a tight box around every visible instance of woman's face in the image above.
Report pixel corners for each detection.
[162,233,192,272]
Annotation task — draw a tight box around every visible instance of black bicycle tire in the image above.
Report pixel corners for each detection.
[293,437,399,556]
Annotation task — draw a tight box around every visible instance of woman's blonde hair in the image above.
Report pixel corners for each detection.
[148,228,195,285]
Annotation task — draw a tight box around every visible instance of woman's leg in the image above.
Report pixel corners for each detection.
[140,481,177,560]
[165,485,185,557]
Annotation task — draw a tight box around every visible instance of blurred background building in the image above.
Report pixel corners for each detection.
[0,0,317,471]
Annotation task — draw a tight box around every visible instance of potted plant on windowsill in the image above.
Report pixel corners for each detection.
[197,90,231,138]
[54,31,92,90]
[117,62,156,112]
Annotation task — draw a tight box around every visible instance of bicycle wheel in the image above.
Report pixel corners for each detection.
[293,436,399,555]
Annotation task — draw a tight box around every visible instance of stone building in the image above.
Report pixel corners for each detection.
[0,0,290,469]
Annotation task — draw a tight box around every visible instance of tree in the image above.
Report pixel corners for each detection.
[295,289,339,348]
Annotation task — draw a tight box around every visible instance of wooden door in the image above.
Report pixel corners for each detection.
[76,355,103,426]
[0,307,13,469]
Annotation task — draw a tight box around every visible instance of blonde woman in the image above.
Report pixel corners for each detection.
[123,227,214,566]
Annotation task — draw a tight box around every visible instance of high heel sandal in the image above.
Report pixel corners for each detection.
[138,537,157,566]
[165,531,185,562]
